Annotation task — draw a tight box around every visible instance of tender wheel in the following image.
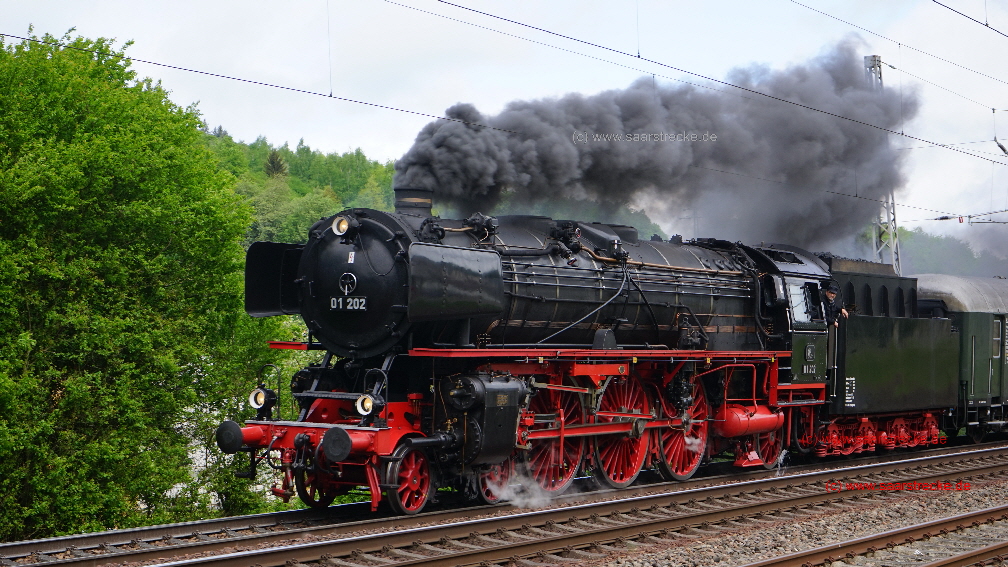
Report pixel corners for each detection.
[968,424,986,444]
[592,376,651,489]
[385,445,432,515]
[476,458,513,504]
[656,377,709,481]
[755,427,784,470]
[522,380,585,495]
[294,466,339,509]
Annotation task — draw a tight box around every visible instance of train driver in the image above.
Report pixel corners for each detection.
[822,281,849,327]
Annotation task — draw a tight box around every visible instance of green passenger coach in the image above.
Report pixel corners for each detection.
[916,274,1008,441]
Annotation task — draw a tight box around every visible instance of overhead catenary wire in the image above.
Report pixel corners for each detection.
[0,32,518,135]
[881,59,989,108]
[326,0,334,96]
[899,139,1008,159]
[918,206,1008,223]
[790,0,1008,87]
[932,0,1008,40]
[433,1,1008,168]
[383,0,749,101]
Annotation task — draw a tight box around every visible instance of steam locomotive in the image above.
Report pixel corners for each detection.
[215,187,1008,514]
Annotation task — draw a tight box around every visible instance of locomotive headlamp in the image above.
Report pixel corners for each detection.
[355,393,385,416]
[332,215,360,238]
[248,386,277,410]
[333,216,351,236]
[356,394,375,415]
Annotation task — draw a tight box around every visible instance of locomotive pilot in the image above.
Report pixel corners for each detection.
[822,281,849,327]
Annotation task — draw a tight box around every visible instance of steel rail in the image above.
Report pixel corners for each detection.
[738,504,1008,567]
[5,442,1007,567]
[0,508,322,559]
[919,539,1008,567]
[134,447,1008,567]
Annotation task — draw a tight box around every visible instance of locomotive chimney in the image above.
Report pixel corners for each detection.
[394,187,434,217]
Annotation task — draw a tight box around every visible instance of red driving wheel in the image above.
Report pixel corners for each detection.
[522,380,585,494]
[592,376,651,489]
[476,457,513,504]
[385,445,432,515]
[656,377,709,481]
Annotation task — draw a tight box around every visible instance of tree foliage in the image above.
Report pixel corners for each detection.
[899,227,1007,277]
[201,132,395,245]
[0,31,292,540]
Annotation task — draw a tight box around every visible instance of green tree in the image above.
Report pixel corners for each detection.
[351,172,394,211]
[0,31,288,539]
[264,149,287,178]
[201,134,394,245]
[899,227,1006,277]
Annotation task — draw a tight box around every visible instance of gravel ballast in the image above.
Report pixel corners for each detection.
[597,476,1008,567]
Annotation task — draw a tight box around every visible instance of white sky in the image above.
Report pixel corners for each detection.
[3,0,1008,253]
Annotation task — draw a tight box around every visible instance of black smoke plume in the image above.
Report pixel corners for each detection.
[394,39,918,249]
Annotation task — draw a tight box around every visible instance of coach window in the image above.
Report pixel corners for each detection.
[880,286,890,317]
[995,320,1002,359]
[845,282,856,312]
[895,287,906,317]
[862,284,874,316]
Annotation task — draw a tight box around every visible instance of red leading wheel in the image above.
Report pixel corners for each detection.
[385,445,432,515]
[476,457,513,504]
[656,377,709,481]
[294,466,340,509]
[522,380,585,495]
[592,376,651,489]
[755,427,784,470]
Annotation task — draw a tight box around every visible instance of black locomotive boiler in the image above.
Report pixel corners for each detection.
[216,186,1004,513]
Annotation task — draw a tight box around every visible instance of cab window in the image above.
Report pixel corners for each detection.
[788,280,824,324]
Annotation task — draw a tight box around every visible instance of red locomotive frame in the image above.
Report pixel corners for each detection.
[230,343,948,512]
[231,347,829,511]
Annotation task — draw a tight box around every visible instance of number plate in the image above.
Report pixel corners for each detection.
[330,296,367,311]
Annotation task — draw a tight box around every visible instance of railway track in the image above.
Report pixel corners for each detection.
[740,504,1008,567]
[5,443,1007,567]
